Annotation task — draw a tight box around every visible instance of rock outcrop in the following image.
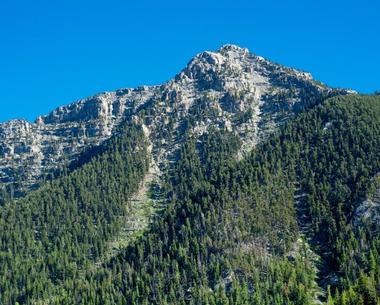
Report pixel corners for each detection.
[0,44,353,196]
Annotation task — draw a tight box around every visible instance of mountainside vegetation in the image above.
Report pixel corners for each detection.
[0,94,379,305]
[0,124,149,304]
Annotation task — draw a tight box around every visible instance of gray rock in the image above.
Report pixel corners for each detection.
[0,44,353,196]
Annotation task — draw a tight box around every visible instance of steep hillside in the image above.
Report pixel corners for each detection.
[0,95,377,305]
[59,94,376,305]
[0,45,351,198]
[0,123,150,305]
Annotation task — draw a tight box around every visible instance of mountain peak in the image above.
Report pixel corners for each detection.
[218,43,249,55]
[188,44,250,66]
[0,45,353,195]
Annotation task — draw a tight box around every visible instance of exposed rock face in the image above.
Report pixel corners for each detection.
[0,44,352,196]
[353,174,380,231]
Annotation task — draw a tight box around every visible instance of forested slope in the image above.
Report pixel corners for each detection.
[0,124,149,304]
[47,95,380,304]
[1,95,379,305]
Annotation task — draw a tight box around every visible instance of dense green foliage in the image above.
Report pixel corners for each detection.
[1,95,379,304]
[50,95,380,304]
[49,129,317,305]
[0,124,149,304]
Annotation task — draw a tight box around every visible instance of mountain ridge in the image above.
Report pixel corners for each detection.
[0,44,353,197]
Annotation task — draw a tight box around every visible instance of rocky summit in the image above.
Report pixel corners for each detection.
[0,44,352,196]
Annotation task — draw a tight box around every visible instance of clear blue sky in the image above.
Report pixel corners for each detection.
[0,0,379,122]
